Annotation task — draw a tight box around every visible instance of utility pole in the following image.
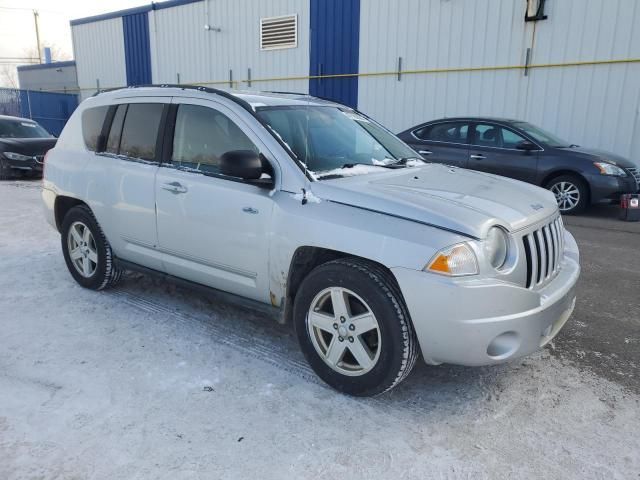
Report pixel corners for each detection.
[33,10,42,64]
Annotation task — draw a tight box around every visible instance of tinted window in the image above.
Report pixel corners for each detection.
[106,104,127,154]
[171,104,257,174]
[415,122,469,144]
[257,106,417,174]
[472,124,500,148]
[501,127,527,149]
[512,122,569,148]
[81,106,109,151]
[119,103,164,161]
[0,118,51,139]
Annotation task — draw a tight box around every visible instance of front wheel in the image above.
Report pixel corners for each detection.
[0,158,14,180]
[293,258,418,396]
[547,175,588,214]
[61,205,123,290]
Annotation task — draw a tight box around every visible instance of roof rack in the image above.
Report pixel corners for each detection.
[262,90,310,96]
[92,83,255,114]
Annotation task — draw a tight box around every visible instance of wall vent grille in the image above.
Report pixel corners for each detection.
[260,14,298,50]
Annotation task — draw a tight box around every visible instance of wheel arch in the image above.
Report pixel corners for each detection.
[541,170,591,202]
[282,246,401,325]
[54,195,89,232]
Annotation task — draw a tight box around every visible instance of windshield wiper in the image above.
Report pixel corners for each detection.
[341,162,395,169]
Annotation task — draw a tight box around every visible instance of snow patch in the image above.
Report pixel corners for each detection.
[315,164,388,179]
[405,158,427,167]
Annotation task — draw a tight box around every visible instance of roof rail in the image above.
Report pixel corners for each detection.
[262,90,310,96]
[92,83,255,114]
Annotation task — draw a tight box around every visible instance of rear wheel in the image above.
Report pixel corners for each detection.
[293,258,418,396]
[547,175,588,214]
[61,205,123,290]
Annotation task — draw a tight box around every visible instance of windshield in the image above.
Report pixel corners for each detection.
[256,106,420,178]
[0,118,52,139]
[512,122,570,148]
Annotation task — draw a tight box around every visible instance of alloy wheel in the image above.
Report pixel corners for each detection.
[550,181,580,212]
[306,287,381,376]
[67,221,98,278]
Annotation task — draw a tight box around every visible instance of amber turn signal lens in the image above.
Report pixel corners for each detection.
[425,243,478,276]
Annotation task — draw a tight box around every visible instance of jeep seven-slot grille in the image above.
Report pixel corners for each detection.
[522,216,564,289]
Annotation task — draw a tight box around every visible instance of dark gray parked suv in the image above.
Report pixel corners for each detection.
[398,118,640,214]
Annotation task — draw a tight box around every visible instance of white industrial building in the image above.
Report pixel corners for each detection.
[70,0,640,159]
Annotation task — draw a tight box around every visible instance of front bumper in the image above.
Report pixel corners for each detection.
[2,154,44,174]
[588,173,638,203]
[392,231,580,366]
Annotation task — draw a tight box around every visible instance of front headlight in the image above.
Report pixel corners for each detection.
[483,227,509,270]
[594,162,627,177]
[3,152,33,161]
[425,243,478,276]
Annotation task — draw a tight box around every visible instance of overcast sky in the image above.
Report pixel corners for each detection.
[0,0,148,64]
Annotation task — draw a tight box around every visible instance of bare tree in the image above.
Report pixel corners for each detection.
[0,65,19,89]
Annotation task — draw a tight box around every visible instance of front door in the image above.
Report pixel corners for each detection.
[154,99,275,303]
[467,123,539,183]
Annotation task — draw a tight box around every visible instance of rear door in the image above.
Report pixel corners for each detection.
[86,98,167,271]
[154,98,275,302]
[467,123,539,183]
[402,121,470,167]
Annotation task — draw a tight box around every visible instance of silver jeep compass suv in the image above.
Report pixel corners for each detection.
[42,86,580,396]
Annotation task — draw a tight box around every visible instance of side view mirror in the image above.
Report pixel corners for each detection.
[219,150,263,180]
[516,140,538,151]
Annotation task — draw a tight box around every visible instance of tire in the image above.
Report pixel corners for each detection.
[293,257,418,396]
[546,174,589,215]
[0,158,14,180]
[60,205,123,290]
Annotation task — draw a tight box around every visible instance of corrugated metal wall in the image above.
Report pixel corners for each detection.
[123,12,152,86]
[69,0,639,159]
[525,0,640,160]
[357,0,640,160]
[71,18,127,99]
[149,0,310,93]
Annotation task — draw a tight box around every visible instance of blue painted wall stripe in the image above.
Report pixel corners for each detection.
[309,0,360,108]
[123,12,152,86]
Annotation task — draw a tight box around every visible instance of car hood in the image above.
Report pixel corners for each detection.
[557,146,638,169]
[0,137,57,155]
[310,164,558,239]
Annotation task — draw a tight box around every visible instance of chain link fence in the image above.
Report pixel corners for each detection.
[0,88,78,136]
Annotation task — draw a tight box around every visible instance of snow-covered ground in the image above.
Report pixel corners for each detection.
[1,181,638,479]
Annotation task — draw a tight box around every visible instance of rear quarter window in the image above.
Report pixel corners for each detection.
[81,106,109,151]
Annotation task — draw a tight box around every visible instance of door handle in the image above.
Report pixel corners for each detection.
[418,150,433,156]
[242,207,259,214]
[470,154,486,160]
[161,181,188,194]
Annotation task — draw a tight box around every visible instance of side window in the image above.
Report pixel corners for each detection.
[81,106,109,151]
[105,104,127,154]
[171,104,258,175]
[473,124,500,148]
[119,103,164,161]
[415,122,469,144]
[501,127,527,149]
